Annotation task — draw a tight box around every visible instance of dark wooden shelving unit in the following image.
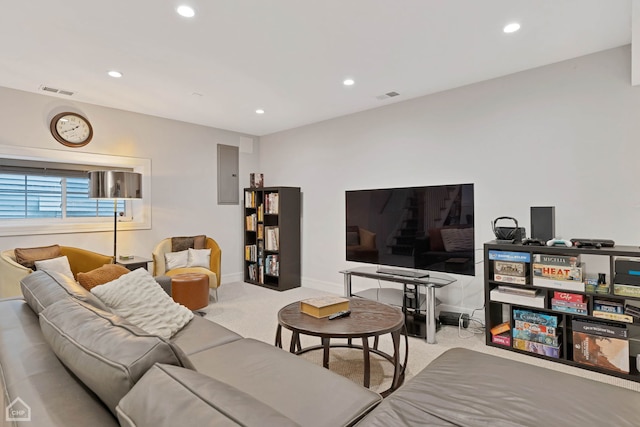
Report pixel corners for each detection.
[243,186,301,291]
[484,240,640,382]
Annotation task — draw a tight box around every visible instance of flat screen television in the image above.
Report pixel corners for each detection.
[346,184,475,277]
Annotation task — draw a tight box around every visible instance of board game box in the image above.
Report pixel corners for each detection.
[513,309,559,328]
[513,338,561,358]
[572,331,629,374]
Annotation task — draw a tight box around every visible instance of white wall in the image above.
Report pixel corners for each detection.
[0,86,259,283]
[258,46,640,314]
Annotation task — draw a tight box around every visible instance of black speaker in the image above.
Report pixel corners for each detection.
[531,206,555,242]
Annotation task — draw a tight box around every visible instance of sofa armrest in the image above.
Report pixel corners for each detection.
[0,249,31,298]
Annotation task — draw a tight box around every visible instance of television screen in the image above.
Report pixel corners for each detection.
[346,184,475,276]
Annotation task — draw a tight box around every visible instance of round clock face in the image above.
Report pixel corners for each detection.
[50,112,93,147]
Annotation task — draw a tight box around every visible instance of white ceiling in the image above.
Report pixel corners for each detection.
[0,1,635,136]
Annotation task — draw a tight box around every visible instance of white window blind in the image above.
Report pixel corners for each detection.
[0,159,126,220]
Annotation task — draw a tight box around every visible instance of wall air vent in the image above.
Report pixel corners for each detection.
[39,85,74,96]
[376,91,400,100]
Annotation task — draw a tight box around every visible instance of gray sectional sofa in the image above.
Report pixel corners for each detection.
[2,269,640,426]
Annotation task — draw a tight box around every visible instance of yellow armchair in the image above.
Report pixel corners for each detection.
[0,246,114,298]
[152,237,222,301]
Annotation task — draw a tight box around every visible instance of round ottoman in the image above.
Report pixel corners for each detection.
[170,273,209,310]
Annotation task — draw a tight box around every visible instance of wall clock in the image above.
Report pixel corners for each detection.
[50,112,93,147]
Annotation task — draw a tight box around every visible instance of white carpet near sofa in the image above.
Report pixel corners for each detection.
[200,281,640,393]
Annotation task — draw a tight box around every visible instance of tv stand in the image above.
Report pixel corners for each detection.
[376,267,429,279]
[340,266,456,344]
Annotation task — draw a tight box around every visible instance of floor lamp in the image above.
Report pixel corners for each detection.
[88,170,142,260]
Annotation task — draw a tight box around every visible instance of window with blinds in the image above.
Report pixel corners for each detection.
[0,161,125,220]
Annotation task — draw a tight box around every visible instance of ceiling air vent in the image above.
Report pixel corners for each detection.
[376,91,400,100]
[39,85,74,96]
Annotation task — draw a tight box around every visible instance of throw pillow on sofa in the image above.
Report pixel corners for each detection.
[91,268,194,339]
[14,244,62,270]
[164,250,189,270]
[186,248,211,268]
[77,263,131,291]
[171,235,206,252]
[39,298,194,415]
[34,255,74,279]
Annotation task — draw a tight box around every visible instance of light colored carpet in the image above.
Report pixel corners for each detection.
[200,281,640,393]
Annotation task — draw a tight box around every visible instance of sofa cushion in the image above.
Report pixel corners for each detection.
[14,244,62,270]
[91,268,194,339]
[77,263,131,291]
[34,255,74,279]
[171,235,206,252]
[20,269,109,314]
[188,338,382,427]
[39,298,193,415]
[116,364,300,427]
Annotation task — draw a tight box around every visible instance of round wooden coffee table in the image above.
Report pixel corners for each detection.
[275,298,408,396]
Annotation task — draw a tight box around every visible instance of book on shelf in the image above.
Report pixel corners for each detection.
[244,244,257,262]
[245,213,257,231]
[265,254,279,276]
[257,223,264,240]
[572,331,629,374]
[244,191,256,208]
[497,286,539,297]
[249,173,264,188]
[532,253,580,267]
[264,192,279,214]
[488,251,530,263]
[532,276,585,292]
[572,318,629,339]
[533,263,583,281]
[592,310,634,323]
[299,296,350,318]
[265,226,279,251]
[513,338,561,358]
[489,288,545,308]
[513,310,559,328]
[257,204,264,222]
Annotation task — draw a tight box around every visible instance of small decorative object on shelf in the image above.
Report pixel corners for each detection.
[249,173,264,188]
[485,239,640,382]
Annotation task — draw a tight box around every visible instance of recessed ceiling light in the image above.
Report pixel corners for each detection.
[343,79,355,86]
[503,23,521,33]
[256,109,265,114]
[177,5,195,18]
[108,70,122,78]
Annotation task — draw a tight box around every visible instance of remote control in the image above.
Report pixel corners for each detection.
[328,310,351,320]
